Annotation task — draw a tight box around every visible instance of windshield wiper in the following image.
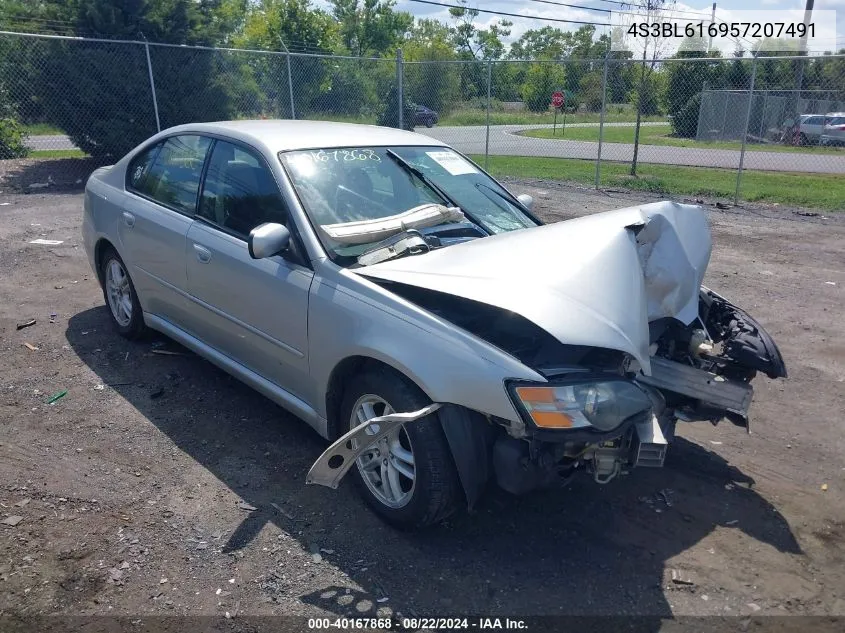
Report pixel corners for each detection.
[475,182,529,213]
[385,149,458,208]
[385,149,488,234]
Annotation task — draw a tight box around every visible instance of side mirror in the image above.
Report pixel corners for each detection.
[248,222,290,259]
[517,193,534,211]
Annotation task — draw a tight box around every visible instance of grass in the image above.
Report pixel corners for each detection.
[29,149,88,159]
[470,154,845,210]
[302,113,378,125]
[23,123,65,136]
[439,108,666,127]
[520,125,845,155]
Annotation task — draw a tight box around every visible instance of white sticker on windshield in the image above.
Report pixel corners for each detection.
[425,150,478,176]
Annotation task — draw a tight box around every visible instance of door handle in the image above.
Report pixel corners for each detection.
[122,212,135,228]
[193,243,212,264]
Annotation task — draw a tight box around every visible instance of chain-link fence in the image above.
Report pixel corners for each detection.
[1,30,844,206]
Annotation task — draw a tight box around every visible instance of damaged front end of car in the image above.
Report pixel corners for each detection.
[308,201,786,500]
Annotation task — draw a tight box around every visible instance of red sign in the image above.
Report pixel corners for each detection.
[551,91,564,108]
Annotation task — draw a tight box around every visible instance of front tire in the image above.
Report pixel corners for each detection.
[340,367,462,529]
[100,247,146,339]
[425,117,434,128]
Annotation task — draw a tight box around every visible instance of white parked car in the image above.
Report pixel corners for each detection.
[821,112,845,146]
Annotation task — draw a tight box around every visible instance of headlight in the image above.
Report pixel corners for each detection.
[511,380,652,431]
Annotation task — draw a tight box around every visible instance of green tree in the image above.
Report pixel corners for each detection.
[329,0,412,57]
[521,61,564,113]
[236,0,340,119]
[2,0,261,157]
[403,19,461,114]
[664,38,720,137]
[578,70,603,111]
[0,81,28,159]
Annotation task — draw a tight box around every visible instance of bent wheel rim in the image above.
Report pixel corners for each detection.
[350,394,416,509]
[105,259,133,327]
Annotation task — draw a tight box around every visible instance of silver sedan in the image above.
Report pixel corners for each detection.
[83,120,785,528]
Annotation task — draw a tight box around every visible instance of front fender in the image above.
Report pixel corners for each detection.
[307,272,543,424]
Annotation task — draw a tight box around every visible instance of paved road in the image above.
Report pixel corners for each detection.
[26,125,845,174]
[422,124,845,174]
[26,134,78,151]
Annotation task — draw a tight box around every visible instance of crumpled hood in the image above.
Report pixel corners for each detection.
[358,201,711,375]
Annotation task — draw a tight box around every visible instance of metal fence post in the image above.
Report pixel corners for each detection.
[594,54,609,189]
[286,53,296,119]
[144,42,161,132]
[485,59,492,169]
[735,55,758,205]
[279,39,296,119]
[396,48,404,130]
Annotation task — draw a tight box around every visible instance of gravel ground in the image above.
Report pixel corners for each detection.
[1,179,844,627]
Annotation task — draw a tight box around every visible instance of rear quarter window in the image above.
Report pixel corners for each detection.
[128,135,211,215]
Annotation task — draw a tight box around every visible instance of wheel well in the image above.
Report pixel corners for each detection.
[93,238,116,285]
[325,356,415,440]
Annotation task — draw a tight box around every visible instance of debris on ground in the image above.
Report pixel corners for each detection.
[715,202,731,210]
[93,384,105,391]
[29,238,63,245]
[270,502,296,521]
[23,342,38,351]
[16,319,36,330]
[821,484,828,492]
[46,389,68,404]
[2,515,24,527]
[725,519,739,526]
[149,387,165,400]
[237,501,257,512]
[670,569,695,586]
[747,603,762,612]
[150,349,188,356]
[794,211,820,217]
[49,312,57,323]
[657,488,674,507]
[825,282,836,286]
[13,498,30,507]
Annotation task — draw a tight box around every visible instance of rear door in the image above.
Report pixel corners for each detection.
[184,138,314,401]
[121,134,211,326]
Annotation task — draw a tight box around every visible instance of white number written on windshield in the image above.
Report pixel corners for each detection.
[308,149,381,163]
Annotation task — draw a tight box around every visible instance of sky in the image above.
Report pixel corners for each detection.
[315,0,845,56]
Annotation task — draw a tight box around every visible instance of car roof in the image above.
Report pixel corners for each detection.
[159,120,444,153]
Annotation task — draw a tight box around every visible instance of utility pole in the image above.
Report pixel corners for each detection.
[708,3,716,52]
[791,0,814,128]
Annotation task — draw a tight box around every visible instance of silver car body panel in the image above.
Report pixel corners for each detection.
[82,120,711,441]
[358,201,711,376]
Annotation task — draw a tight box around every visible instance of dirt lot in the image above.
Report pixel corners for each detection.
[1,178,844,627]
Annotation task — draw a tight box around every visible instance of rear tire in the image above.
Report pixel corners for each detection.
[798,132,808,146]
[100,247,146,339]
[340,367,462,529]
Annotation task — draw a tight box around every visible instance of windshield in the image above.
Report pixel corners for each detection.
[279,146,538,264]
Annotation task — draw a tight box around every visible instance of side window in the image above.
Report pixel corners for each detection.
[137,135,211,214]
[808,116,823,125]
[126,142,161,192]
[198,140,288,237]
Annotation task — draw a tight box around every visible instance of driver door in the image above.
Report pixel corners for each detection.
[184,139,313,401]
